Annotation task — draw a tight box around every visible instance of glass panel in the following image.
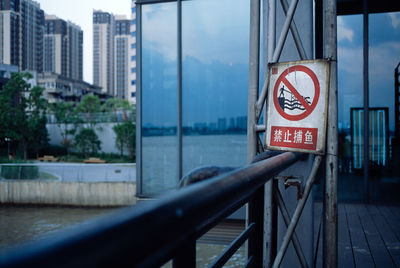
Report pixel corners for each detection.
[182,0,249,174]
[141,3,177,196]
[368,12,400,202]
[336,15,364,201]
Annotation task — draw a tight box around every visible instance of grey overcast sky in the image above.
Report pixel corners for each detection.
[37,0,131,84]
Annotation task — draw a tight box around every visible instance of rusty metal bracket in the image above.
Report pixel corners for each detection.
[275,176,304,200]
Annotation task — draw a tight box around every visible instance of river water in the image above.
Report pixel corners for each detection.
[0,205,245,267]
[0,205,117,251]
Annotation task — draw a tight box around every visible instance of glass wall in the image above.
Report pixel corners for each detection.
[336,12,400,203]
[139,1,249,196]
[181,0,249,174]
[141,3,177,195]
[368,12,400,202]
[337,15,364,201]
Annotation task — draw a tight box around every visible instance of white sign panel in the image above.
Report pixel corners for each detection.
[265,59,330,154]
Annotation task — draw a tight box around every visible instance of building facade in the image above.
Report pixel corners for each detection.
[0,0,44,72]
[114,15,129,99]
[37,72,110,105]
[128,0,136,104]
[44,14,83,81]
[93,10,115,96]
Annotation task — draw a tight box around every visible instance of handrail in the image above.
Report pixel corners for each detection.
[0,151,300,268]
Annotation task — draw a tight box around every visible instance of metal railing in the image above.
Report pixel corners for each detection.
[0,151,300,268]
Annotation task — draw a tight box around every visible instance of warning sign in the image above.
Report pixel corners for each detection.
[265,60,330,154]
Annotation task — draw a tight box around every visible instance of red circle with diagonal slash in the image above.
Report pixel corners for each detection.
[273,65,320,121]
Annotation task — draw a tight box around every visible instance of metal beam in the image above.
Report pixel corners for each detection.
[272,155,322,268]
[275,189,309,268]
[272,0,299,62]
[279,0,307,60]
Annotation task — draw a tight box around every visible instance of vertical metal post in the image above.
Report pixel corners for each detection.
[323,0,338,267]
[247,0,262,266]
[264,0,277,266]
[247,0,260,164]
[136,4,143,196]
[363,0,369,203]
[172,239,196,268]
[248,187,265,267]
[177,0,183,181]
[396,63,400,139]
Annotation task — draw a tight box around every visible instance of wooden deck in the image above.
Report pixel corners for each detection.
[315,202,400,267]
[199,202,400,267]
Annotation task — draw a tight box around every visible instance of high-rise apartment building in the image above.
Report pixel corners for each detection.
[0,0,44,72]
[114,15,129,99]
[128,0,136,104]
[93,6,136,102]
[93,10,115,95]
[44,15,83,80]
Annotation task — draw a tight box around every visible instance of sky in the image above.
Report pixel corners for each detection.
[37,0,131,84]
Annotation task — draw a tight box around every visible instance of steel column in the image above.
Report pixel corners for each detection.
[136,4,143,196]
[363,0,369,203]
[177,0,183,181]
[247,0,263,266]
[323,0,338,266]
[396,62,400,139]
[264,0,277,265]
[247,0,261,164]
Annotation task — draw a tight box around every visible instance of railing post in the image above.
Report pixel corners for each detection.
[248,186,265,267]
[172,239,196,268]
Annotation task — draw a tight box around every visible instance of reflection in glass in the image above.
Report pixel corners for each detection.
[335,15,364,201]
[368,12,400,202]
[141,3,177,195]
[182,0,249,174]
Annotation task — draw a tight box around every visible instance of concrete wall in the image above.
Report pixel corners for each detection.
[0,181,136,207]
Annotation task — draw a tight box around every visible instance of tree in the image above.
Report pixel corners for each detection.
[102,98,133,122]
[26,86,49,158]
[76,95,101,129]
[50,102,81,155]
[74,128,101,158]
[0,72,48,160]
[112,121,136,159]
